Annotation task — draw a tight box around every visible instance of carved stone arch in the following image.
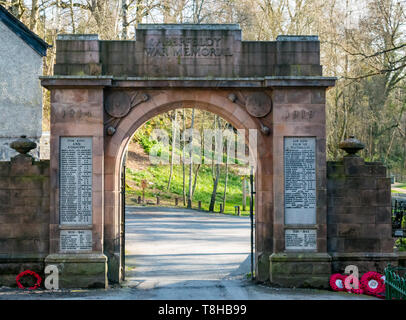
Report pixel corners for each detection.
[103,88,272,283]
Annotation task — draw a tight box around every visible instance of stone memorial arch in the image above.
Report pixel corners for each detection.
[40,24,339,288]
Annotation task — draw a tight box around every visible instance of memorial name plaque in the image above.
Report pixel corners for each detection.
[284,137,316,225]
[285,229,317,250]
[60,137,92,225]
[60,230,92,252]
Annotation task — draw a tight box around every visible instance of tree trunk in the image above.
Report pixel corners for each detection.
[29,0,39,33]
[211,113,216,178]
[7,0,21,18]
[55,0,61,32]
[209,115,221,212]
[182,108,186,206]
[69,0,76,33]
[121,0,129,39]
[221,160,228,213]
[187,108,195,208]
[221,128,230,213]
[167,110,177,191]
[209,162,220,212]
[191,163,201,198]
[191,113,204,198]
[162,0,171,23]
[242,176,247,211]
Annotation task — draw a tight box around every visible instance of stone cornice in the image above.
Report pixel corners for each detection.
[41,75,336,89]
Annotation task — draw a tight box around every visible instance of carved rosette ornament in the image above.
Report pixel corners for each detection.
[105,91,132,118]
[245,92,272,118]
[227,92,272,135]
[104,91,150,135]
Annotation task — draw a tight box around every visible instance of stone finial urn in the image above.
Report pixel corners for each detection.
[339,135,365,156]
[10,135,37,155]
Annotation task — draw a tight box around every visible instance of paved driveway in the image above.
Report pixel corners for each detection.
[119,206,373,300]
[125,206,253,282]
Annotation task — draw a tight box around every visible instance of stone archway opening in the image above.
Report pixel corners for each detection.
[107,98,263,284]
[120,107,257,287]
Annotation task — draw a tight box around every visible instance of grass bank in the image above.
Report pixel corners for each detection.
[125,163,253,216]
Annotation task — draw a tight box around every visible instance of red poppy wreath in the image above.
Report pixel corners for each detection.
[360,271,385,296]
[16,270,42,290]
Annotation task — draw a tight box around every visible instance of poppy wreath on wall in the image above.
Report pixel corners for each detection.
[360,272,385,297]
[330,271,386,297]
[16,270,42,290]
[329,273,346,291]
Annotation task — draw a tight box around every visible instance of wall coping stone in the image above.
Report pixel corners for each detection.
[137,23,241,31]
[276,35,319,41]
[270,252,332,262]
[57,34,99,41]
[45,253,107,263]
[0,253,47,262]
[328,160,385,166]
[40,76,112,89]
[330,252,399,260]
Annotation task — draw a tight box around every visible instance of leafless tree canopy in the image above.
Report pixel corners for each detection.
[2,0,406,178]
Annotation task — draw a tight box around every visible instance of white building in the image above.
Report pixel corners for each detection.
[0,5,49,160]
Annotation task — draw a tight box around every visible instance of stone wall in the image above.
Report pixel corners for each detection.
[327,156,397,273]
[0,155,50,286]
[0,21,43,161]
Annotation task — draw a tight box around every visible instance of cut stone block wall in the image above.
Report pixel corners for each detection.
[53,26,322,78]
[327,156,397,274]
[0,155,50,286]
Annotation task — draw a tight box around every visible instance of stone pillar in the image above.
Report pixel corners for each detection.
[269,54,331,287]
[43,73,110,288]
[327,149,397,273]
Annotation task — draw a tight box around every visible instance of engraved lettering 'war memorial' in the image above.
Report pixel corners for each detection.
[135,24,241,77]
[144,36,233,57]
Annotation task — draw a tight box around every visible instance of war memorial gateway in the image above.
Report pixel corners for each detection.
[0,23,404,289]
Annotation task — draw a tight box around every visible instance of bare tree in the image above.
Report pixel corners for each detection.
[209,115,221,212]
[182,108,186,206]
[187,108,195,208]
[167,110,178,191]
